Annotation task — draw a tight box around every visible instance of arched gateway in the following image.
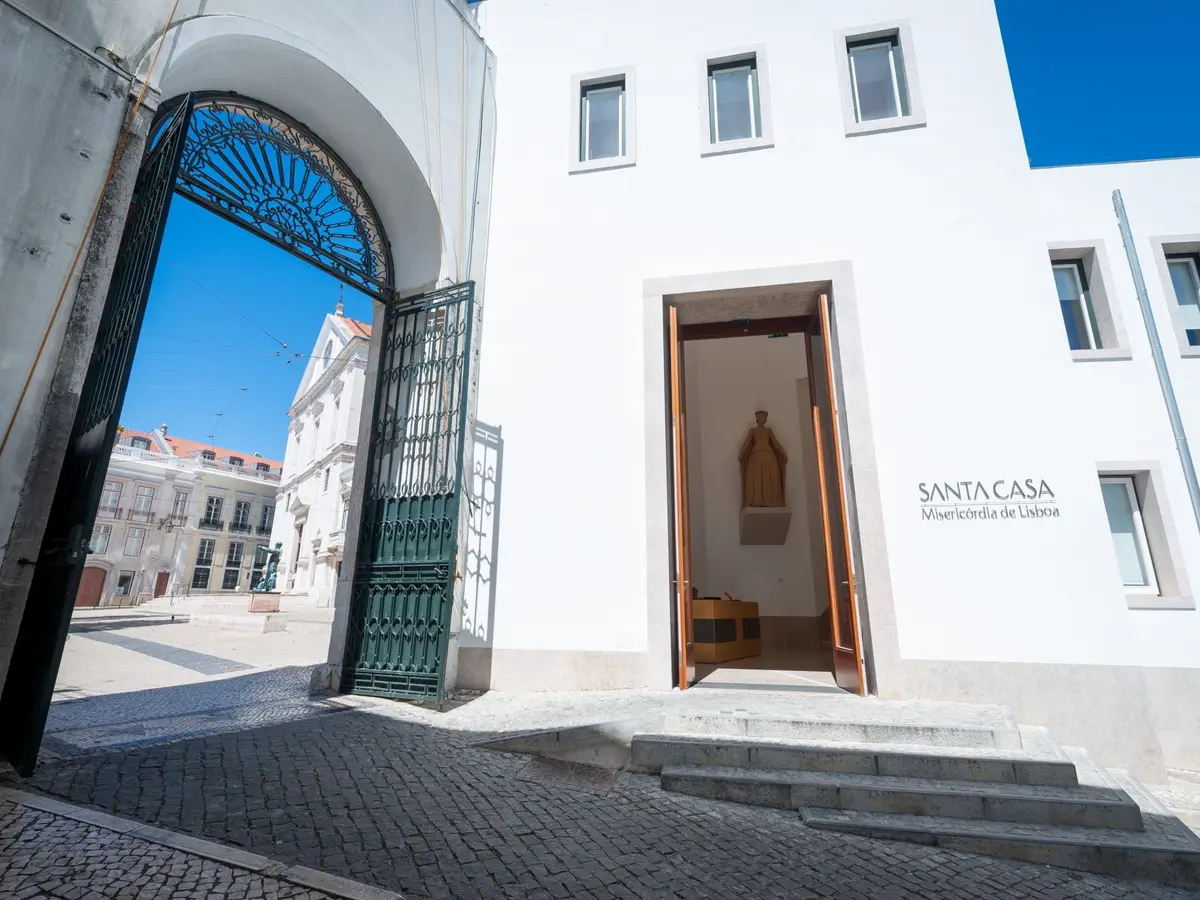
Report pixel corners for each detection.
[0,93,476,774]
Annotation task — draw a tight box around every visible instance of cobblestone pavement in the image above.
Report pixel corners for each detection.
[0,797,336,899]
[29,704,1196,900]
[41,666,336,758]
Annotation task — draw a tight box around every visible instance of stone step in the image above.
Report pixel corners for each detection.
[661,712,1021,750]
[801,808,1200,890]
[632,733,1078,787]
[659,765,1141,829]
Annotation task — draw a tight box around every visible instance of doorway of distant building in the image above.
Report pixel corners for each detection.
[665,295,866,695]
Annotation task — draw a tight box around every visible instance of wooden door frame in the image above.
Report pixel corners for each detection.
[805,296,866,694]
[663,305,867,694]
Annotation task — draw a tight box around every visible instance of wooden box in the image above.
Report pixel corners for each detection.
[692,598,761,664]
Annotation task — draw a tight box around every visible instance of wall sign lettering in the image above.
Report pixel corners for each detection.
[918,479,1058,521]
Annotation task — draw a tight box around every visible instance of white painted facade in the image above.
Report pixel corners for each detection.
[82,428,282,607]
[461,0,1200,777]
[273,312,370,607]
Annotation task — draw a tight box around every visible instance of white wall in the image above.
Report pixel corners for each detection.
[684,335,821,617]
[477,0,1200,681]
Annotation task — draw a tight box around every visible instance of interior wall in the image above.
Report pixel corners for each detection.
[684,333,824,623]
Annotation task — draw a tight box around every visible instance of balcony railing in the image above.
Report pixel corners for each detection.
[97,506,123,519]
[256,524,273,535]
[198,518,224,531]
[127,508,153,522]
[228,521,252,534]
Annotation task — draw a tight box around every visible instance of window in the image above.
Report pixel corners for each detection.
[201,496,223,527]
[173,491,188,518]
[256,461,271,473]
[116,572,135,596]
[1099,477,1158,595]
[709,58,760,143]
[699,48,772,156]
[1052,260,1102,351]
[223,541,244,590]
[200,449,216,461]
[100,481,122,513]
[90,524,111,554]
[324,339,334,368]
[233,500,251,528]
[341,499,350,532]
[570,68,636,174]
[130,436,151,450]
[259,504,275,532]
[848,35,909,123]
[192,538,215,589]
[123,526,146,557]
[229,456,244,468]
[837,23,926,137]
[323,467,331,492]
[1166,255,1200,348]
[133,485,155,519]
[581,79,625,161]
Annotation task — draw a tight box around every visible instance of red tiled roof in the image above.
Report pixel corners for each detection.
[161,434,284,472]
[342,317,371,339]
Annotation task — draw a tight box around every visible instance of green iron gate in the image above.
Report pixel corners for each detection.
[342,282,476,702]
[0,96,195,776]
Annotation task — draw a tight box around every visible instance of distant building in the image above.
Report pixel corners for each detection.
[271,303,370,607]
[78,426,283,608]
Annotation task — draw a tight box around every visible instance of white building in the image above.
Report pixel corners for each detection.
[272,306,371,607]
[79,426,283,607]
[440,0,1200,780]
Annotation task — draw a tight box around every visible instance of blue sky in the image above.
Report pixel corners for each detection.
[121,198,373,460]
[995,0,1199,167]
[121,3,1198,457]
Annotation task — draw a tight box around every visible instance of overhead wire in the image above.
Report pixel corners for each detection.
[0,0,183,463]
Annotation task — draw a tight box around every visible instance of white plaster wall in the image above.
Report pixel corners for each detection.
[684,335,820,617]
[477,0,1200,678]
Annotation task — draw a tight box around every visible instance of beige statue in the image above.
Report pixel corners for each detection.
[739,410,788,508]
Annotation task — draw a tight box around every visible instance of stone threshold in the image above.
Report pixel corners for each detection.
[0,786,402,900]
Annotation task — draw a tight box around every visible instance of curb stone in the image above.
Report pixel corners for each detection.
[0,786,403,900]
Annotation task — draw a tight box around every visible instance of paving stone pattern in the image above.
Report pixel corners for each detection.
[0,799,333,899]
[30,709,1197,900]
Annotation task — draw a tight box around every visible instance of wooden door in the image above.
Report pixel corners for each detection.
[807,295,865,695]
[74,567,105,609]
[153,572,169,598]
[668,306,695,688]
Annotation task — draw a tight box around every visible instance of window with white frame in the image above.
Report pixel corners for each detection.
[847,34,910,123]
[1099,476,1158,594]
[90,524,111,554]
[133,485,155,519]
[255,461,271,473]
[1052,260,1102,351]
[1166,254,1200,348]
[100,480,122,513]
[223,541,244,590]
[173,490,188,518]
[708,56,762,144]
[259,504,275,532]
[116,572,135,596]
[192,538,216,589]
[123,526,146,557]
[130,436,151,450]
[203,496,223,525]
[580,78,625,162]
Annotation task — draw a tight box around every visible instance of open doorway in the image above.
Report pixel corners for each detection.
[666,299,866,695]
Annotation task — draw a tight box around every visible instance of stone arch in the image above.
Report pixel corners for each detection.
[148,17,444,295]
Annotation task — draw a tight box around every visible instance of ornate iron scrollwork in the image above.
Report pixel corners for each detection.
[155,92,391,295]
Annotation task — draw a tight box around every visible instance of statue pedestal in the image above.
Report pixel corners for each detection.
[248,592,281,613]
[740,506,792,545]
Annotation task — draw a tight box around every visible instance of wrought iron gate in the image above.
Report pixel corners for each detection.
[342,283,476,702]
[0,96,195,775]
